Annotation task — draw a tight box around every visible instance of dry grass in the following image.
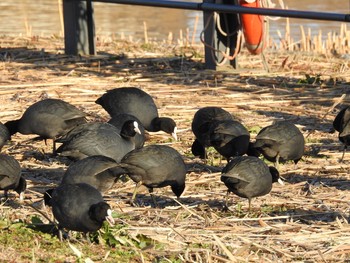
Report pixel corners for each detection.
[1,35,350,262]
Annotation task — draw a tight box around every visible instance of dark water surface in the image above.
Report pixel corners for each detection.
[0,0,349,42]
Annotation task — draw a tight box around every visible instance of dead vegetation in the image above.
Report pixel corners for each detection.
[0,35,350,262]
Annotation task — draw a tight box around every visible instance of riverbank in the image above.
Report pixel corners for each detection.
[0,35,350,262]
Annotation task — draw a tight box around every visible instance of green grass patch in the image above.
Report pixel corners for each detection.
[0,215,165,262]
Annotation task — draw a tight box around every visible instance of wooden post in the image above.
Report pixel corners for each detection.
[63,0,96,55]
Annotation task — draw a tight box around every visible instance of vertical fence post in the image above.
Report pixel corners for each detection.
[63,0,96,55]
[203,0,217,70]
[86,0,96,55]
[225,0,240,68]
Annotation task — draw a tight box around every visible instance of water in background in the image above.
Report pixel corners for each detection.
[0,0,349,43]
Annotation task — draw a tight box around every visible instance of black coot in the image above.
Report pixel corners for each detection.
[118,144,187,204]
[333,106,350,161]
[191,107,249,159]
[61,155,125,193]
[56,121,141,162]
[95,87,177,140]
[0,154,26,201]
[221,156,283,211]
[209,119,250,160]
[0,122,10,151]
[50,183,115,235]
[249,121,305,168]
[5,98,86,152]
[108,113,146,149]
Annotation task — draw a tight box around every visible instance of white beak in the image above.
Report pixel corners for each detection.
[133,121,142,135]
[277,178,285,185]
[105,209,115,226]
[172,127,178,141]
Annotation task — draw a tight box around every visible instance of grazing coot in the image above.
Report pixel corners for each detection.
[191,107,249,159]
[209,119,250,160]
[249,121,305,168]
[333,106,350,162]
[108,113,146,149]
[56,121,141,162]
[0,122,10,151]
[5,98,86,152]
[61,155,125,193]
[50,183,115,235]
[221,156,283,211]
[0,154,26,201]
[95,87,177,140]
[118,144,187,204]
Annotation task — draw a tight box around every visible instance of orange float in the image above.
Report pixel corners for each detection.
[239,0,266,55]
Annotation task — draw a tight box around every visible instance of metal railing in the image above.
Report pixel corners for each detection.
[62,0,350,69]
[88,0,350,21]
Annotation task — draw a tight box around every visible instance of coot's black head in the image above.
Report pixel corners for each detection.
[333,107,350,132]
[120,120,142,138]
[88,202,115,225]
[152,117,177,140]
[268,166,283,185]
[43,188,55,207]
[4,120,19,136]
[191,139,206,159]
[171,183,185,198]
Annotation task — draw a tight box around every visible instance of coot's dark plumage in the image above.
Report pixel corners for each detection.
[221,156,282,211]
[0,122,10,151]
[191,107,249,159]
[95,87,177,140]
[249,121,305,167]
[209,119,250,159]
[192,107,233,146]
[0,154,26,201]
[118,144,187,203]
[5,99,86,151]
[108,113,146,149]
[50,183,114,234]
[61,155,124,193]
[333,106,350,161]
[56,121,141,161]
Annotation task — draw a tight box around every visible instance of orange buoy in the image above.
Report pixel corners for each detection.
[239,0,266,55]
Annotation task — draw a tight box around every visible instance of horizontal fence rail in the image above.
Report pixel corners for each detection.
[63,0,350,69]
[90,0,350,22]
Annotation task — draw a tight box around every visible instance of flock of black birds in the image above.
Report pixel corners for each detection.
[0,86,349,239]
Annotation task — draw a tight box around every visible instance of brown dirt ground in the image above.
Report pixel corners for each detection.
[1,36,350,262]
